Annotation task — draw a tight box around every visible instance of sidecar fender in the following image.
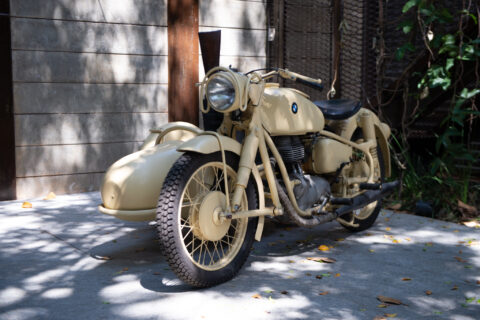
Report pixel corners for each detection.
[177,135,266,241]
[140,121,199,150]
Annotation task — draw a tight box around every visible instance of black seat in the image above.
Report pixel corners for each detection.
[313,99,361,120]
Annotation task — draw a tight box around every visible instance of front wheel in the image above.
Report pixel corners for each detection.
[157,152,257,288]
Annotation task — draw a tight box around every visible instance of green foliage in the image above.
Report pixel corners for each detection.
[391,0,480,220]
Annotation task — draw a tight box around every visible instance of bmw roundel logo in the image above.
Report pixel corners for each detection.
[292,102,298,114]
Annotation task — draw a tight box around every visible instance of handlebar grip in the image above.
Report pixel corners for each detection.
[295,77,324,91]
[278,69,323,91]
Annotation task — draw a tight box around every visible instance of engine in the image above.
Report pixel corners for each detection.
[274,136,330,210]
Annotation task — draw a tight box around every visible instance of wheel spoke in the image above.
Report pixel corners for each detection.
[192,175,210,193]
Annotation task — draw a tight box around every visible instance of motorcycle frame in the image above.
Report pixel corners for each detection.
[215,104,379,223]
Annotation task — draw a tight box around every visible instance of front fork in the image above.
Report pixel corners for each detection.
[230,110,282,213]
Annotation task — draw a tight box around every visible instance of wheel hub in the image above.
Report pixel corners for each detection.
[196,191,230,241]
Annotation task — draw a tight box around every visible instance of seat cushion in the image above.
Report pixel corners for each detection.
[313,99,361,120]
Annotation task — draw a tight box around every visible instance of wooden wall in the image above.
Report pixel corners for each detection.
[199,0,267,77]
[10,0,169,198]
[9,0,267,199]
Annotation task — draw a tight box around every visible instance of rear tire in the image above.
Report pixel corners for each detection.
[157,152,258,288]
[338,141,385,232]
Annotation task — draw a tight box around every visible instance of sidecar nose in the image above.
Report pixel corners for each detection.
[100,141,184,212]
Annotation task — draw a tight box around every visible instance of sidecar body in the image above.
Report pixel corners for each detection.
[98,121,249,222]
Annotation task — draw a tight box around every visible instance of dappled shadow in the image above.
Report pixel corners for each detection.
[2,193,479,319]
[11,0,168,198]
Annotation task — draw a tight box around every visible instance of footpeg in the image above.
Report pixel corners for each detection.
[359,182,381,190]
[330,197,353,205]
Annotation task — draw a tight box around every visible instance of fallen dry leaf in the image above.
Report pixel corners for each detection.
[318,291,329,295]
[307,257,336,263]
[384,313,397,318]
[392,239,400,244]
[288,260,295,263]
[318,245,330,251]
[335,238,345,242]
[373,316,387,320]
[377,304,388,308]
[385,227,391,231]
[252,293,262,299]
[390,203,402,210]
[476,280,480,285]
[401,278,411,281]
[281,290,288,295]
[43,192,56,200]
[451,285,458,291]
[122,267,129,271]
[305,273,312,276]
[454,256,467,263]
[384,218,390,222]
[425,290,432,295]
[335,273,341,277]
[369,249,375,253]
[405,237,412,241]
[21,202,32,208]
[377,295,404,305]
[315,275,323,279]
[365,232,374,236]
[153,272,161,275]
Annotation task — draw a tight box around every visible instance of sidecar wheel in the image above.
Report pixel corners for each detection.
[157,152,258,288]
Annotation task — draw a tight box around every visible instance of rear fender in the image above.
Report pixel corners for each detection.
[178,135,266,241]
[374,124,392,177]
[328,109,391,177]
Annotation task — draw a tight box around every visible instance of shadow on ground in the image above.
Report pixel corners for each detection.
[0,192,479,320]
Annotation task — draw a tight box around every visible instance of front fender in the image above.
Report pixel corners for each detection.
[177,134,242,155]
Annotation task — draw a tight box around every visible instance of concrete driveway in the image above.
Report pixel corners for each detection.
[0,192,479,320]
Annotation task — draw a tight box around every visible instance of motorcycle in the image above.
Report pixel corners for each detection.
[98,66,399,288]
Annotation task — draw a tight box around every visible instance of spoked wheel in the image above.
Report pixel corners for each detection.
[157,152,257,288]
[337,133,385,232]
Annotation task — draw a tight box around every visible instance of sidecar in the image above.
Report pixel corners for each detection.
[98,121,249,222]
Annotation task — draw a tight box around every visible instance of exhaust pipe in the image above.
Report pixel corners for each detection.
[334,180,400,217]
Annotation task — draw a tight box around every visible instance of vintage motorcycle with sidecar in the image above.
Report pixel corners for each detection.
[98,66,398,287]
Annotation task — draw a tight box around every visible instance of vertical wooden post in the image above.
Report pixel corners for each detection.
[168,0,199,125]
[0,0,16,200]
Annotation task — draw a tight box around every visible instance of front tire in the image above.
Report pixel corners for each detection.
[157,152,257,288]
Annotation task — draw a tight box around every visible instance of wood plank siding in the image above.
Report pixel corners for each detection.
[8,0,267,199]
[10,0,169,198]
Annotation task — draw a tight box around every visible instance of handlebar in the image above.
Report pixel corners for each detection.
[276,69,324,91]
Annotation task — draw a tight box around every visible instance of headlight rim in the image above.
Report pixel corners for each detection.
[205,73,237,112]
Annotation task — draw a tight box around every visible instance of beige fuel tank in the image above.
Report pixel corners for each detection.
[260,87,325,136]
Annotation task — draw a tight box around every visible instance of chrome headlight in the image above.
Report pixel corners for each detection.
[206,75,236,112]
[201,69,248,113]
